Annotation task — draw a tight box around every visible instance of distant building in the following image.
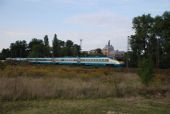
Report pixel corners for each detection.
[102,40,125,60]
[102,40,114,56]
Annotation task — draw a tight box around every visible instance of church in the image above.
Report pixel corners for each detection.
[102,40,125,59]
[102,40,114,57]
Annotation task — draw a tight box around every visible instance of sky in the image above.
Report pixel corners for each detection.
[0,0,170,51]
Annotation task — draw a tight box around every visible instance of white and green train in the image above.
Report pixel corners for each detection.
[6,57,125,67]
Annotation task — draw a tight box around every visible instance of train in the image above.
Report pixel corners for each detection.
[6,57,125,67]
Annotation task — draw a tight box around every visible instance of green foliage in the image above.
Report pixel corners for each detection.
[10,40,28,58]
[129,11,170,68]
[44,35,50,57]
[28,38,46,57]
[52,34,60,57]
[52,34,81,57]
[0,48,10,60]
[29,44,46,57]
[137,58,154,86]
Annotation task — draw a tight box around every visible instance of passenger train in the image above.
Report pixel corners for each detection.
[6,57,124,67]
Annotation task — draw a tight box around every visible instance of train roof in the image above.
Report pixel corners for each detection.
[7,57,113,60]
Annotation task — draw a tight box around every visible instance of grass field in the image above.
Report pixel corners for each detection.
[1,98,170,114]
[0,64,170,114]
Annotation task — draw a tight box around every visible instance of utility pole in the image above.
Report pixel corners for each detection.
[80,39,83,52]
[79,39,83,57]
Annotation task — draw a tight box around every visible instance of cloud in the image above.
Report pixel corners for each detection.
[65,11,133,50]
[66,11,132,50]
[67,11,131,29]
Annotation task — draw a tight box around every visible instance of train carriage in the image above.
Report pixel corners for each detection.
[6,57,124,67]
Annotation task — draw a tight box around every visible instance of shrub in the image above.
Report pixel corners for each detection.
[137,58,154,86]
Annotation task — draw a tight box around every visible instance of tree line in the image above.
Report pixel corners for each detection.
[0,34,82,59]
[128,11,170,68]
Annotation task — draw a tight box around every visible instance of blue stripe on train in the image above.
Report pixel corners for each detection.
[31,61,124,67]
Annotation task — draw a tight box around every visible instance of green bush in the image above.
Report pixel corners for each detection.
[137,58,154,86]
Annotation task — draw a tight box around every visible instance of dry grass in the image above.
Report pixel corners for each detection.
[0,65,169,100]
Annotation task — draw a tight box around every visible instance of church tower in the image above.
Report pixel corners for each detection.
[102,40,114,57]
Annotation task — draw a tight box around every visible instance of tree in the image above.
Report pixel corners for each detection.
[29,38,43,49]
[0,48,11,60]
[130,14,155,65]
[72,44,81,56]
[44,35,49,47]
[29,44,46,57]
[137,58,154,86]
[43,35,50,57]
[10,40,28,58]
[28,38,46,57]
[65,40,73,56]
[129,12,170,68]
[158,12,170,68]
[52,34,60,57]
